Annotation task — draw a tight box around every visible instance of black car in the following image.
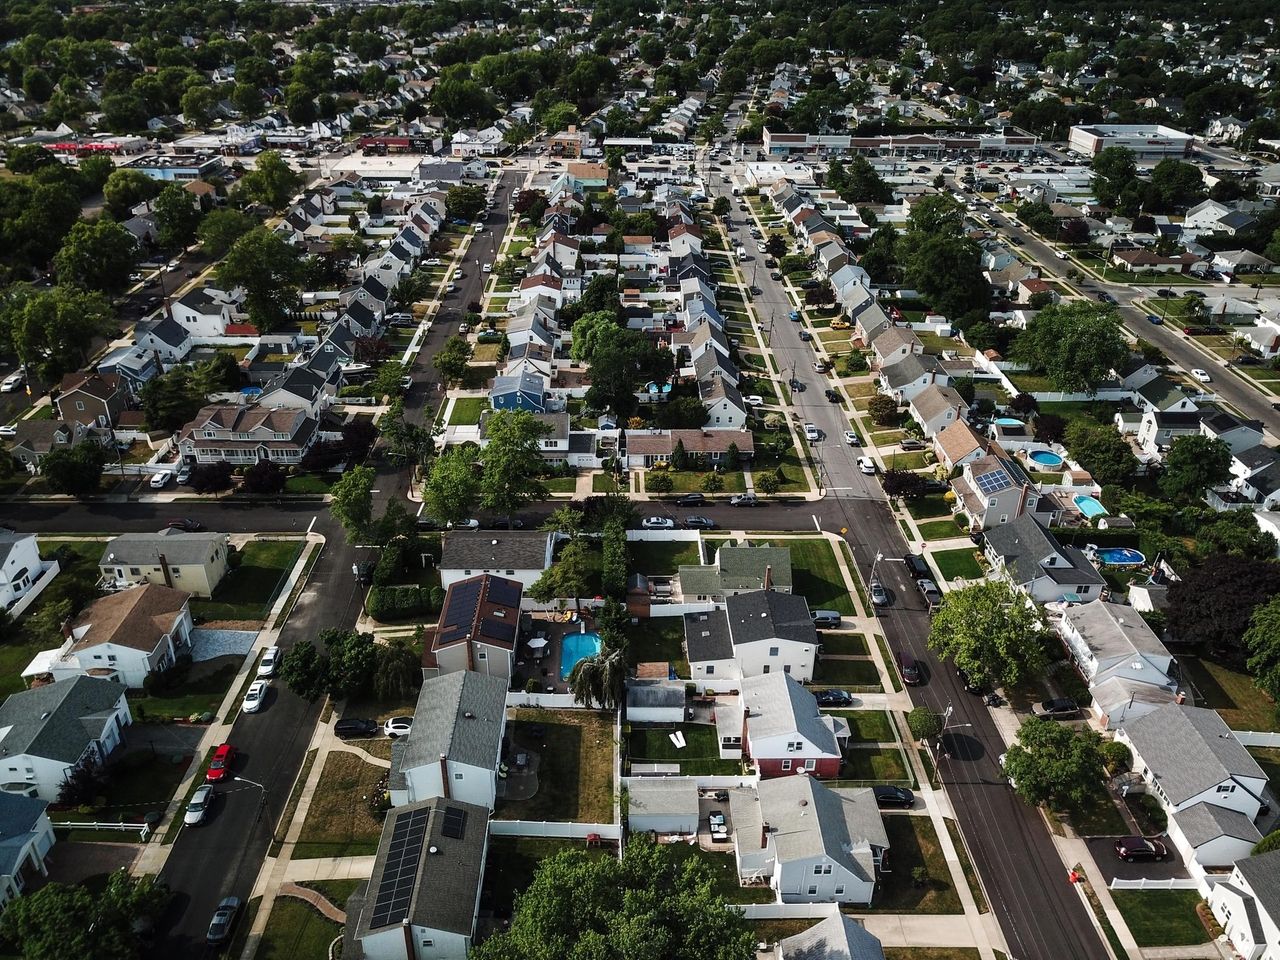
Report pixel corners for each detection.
[872,785,915,809]
[488,518,526,529]
[1156,288,1176,298]
[677,493,706,506]
[956,667,984,695]
[167,518,204,532]
[903,553,930,579]
[814,689,854,707]
[1113,837,1168,862]
[824,389,841,403]
[798,330,813,342]
[1031,697,1081,720]
[800,279,820,289]
[334,718,380,739]
[684,516,717,530]
[789,378,805,392]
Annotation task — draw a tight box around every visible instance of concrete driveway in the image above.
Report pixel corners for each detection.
[1085,836,1191,883]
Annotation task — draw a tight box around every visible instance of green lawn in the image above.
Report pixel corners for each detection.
[814,658,881,687]
[542,476,577,493]
[789,539,856,615]
[842,746,909,781]
[1181,656,1279,731]
[917,519,966,542]
[906,495,951,521]
[886,451,931,471]
[625,619,688,677]
[630,540,702,576]
[662,844,776,904]
[131,657,240,721]
[826,710,894,742]
[628,723,740,774]
[297,880,361,910]
[592,473,621,492]
[1112,890,1210,947]
[1063,780,1128,837]
[480,837,613,918]
[930,548,984,581]
[293,752,387,860]
[448,396,487,425]
[818,633,869,656]
[495,710,615,823]
[256,899,341,960]
[283,474,334,494]
[190,539,303,622]
[663,470,746,493]
[858,816,961,914]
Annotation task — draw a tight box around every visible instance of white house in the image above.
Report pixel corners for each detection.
[627,777,700,834]
[0,677,131,802]
[729,776,887,904]
[1209,849,1280,960]
[0,533,51,614]
[389,671,507,811]
[982,516,1107,603]
[169,286,242,338]
[0,795,55,907]
[776,912,886,960]
[909,384,969,438]
[427,575,521,680]
[684,591,818,682]
[437,531,554,591]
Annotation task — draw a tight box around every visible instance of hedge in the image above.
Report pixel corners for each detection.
[367,584,442,621]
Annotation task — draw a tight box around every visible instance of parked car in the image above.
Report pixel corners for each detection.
[729,493,757,507]
[903,553,930,579]
[798,330,813,342]
[870,579,890,607]
[1031,697,1081,720]
[900,438,924,451]
[743,395,764,406]
[917,578,942,605]
[803,423,820,441]
[185,784,214,826]
[1191,368,1212,383]
[257,646,280,678]
[1145,314,1163,325]
[641,516,676,530]
[1113,837,1168,862]
[175,465,192,485]
[814,689,854,706]
[241,680,268,714]
[0,373,24,393]
[872,785,915,809]
[857,456,876,475]
[811,609,841,628]
[676,493,706,506]
[447,519,480,530]
[895,651,923,686]
[166,518,203,532]
[148,472,170,489]
[956,667,984,695]
[843,430,860,446]
[206,897,241,946]
[684,516,717,530]
[788,378,805,392]
[384,716,413,738]
[206,743,236,782]
[824,389,841,403]
[335,718,380,739]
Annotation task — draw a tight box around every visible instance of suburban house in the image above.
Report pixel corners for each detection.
[97,531,229,598]
[776,912,886,960]
[1117,704,1268,869]
[388,671,507,811]
[877,353,947,403]
[741,672,846,779]
[1056,601,1179,728]
[700,377,748,430]
[677,543,793,602]
[624,429,755,469]
[1135,410,1203,460]
[1209,848,1280,960]
[1200,410,1264,456]
[0,677,131,801]
[0,532,48,614]
[0,795,55,908]
[933,419,993,472]
[177,404,318,465]
[343,796,488,960]
[8,419,103,472]
[55,372,125,427]
[729,776,886,904]
[685,590,818,682]
[909,384,969,438]
[949,452,1045,531]
[21,584,192,689]
[626,777,699,834]
[438,531,554,591]
[426,575,521,680]
[983,515,1106,603]
[489,371,547,413]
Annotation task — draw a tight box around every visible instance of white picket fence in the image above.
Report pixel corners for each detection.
[1109,877,1201,891]
[489,820,620,840]
[1230,730,1280,747]
[734,902,837,920]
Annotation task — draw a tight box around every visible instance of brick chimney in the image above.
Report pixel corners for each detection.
[439,753,450,799]
[763,564,773,592]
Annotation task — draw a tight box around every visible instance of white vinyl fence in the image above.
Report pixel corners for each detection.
[1231,730,1280,747]
[505,692,582,709]
[489,820,620,841]
[733,902,837,920]
[1109,877,1202,891]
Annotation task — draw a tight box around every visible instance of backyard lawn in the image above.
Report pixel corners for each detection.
[625,619,688,677]
[1181,656,1279,731]
[190,539,303,622]
[496,710,614,823]
[448,396,487,425]
[1112,890,1210,947]
[930,548,984,581]
[630,540,702,577]
[814,658,881,687]
[826,710,894,743]
[628,723,740,774]
[255,899,341,960]
[858,816,961,914]
[480,837,613,918]
[789,539,856,615]
[293,753,387,859]
[662,844,776,904]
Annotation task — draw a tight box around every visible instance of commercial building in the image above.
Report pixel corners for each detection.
[1067,124,1194,159]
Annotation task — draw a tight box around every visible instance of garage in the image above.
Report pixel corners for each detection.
[626,681,687,723]
[627,778,700,835]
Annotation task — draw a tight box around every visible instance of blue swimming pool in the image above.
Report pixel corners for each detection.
[995,417,1024,427]
[560,631,602,680]
[1096,547,1145,566]
[1029,449,1064,468]
[1073,495,1109,519]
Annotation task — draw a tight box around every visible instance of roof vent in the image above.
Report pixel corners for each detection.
[464,711,475,719]
[428,845,439,855]
[491,539,499,545]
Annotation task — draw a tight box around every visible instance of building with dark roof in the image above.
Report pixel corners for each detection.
[426,575,521,679]
[684,589,818,682]
[0,794,55,908]
[982,515,1105,603]
[1209,848,1280,960]
[438,531,553,591]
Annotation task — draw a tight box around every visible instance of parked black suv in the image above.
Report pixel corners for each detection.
[335,718,380,739]
[872,786,915,809]
[903,553,930,578]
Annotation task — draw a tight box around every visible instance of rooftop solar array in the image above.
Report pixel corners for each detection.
[369,806,430,929]
[441,805,468,840]
[485,576,522,608]
[974,467,1014,495]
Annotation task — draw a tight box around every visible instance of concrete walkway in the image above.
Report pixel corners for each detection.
[279,882,347,922]
[859,912,987,949]
[283,856,378,883]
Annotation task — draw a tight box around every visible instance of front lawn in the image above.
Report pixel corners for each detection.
[664,470,746,493]
[190,539,303,623]
[917,519,965,542]
[858,816,961,914]
[630,540,702,576]
[1112,890,1210,947]
[131,656,240,721]
[495,710,615,823]
[1062,781,1128,837]
[628,723,740,774]
[906,495,951,521]
[842,746,909,781]
[817,633,868,656]
[480,837,613,918]
[1181,656,1279,731]
[448,396,487,425]
[625,619,688,677]
[930,548,984,581]
[813,658,881,687]
[542,476,577,493]
[256,899,341,960]
[292,752,387,859]
[283,474,334,494]
[789,539,856,615]
[592,473,621,492]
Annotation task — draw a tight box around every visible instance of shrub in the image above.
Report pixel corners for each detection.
[868,394,898,426]
[647,471,673,493]
[1100,740,1131,775]
[366,584,439,621]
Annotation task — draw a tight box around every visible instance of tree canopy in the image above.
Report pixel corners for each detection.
[927,580,1046,688]
[329,465,376,543]
[1159,435,1232,500]
[1012,302,1129,395]
[1064,421,1138,487]
[214,227,303,334]
[1168,555,1280,652]
[480,409,551,522]
[422,446,480,526]
[233,150,302,211]
[53,217,138,295]
[1001,717,1106,813]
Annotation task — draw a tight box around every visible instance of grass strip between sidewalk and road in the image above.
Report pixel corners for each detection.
[944,817,988,914]
[270,747,318,858]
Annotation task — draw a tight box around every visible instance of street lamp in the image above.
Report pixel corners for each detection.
[232,776,268,824]
[936,702,973,760]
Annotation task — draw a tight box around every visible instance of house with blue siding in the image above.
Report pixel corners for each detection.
[489,371,546,412]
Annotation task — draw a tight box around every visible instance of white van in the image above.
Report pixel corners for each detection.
[735,246,747,262]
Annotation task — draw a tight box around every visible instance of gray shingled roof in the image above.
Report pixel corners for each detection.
[626,682,686,710]
[0,676,127,764]
[983,516,1104,589]
[725,590,816,647]
[1172,801,1262,849]
[1121,704,1266,806]
[400,672,506,772]
[717,546,793,592]
[758,777,887,883]
[0,794,49,878]
[1235,849,1280,928]
[779,912,886,960]
[742,672,835,753]
[99,531,225,568]
[440,531,551,573]
[627,778,699,819]
[0,532,33,571]
[684,609,733,662]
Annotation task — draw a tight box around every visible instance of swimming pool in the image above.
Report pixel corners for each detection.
[1029,449,1065,468]
[1073,495,1109,519]
[1096,547,1145,566]
[995,417,1024,427]
[560,631,602,680]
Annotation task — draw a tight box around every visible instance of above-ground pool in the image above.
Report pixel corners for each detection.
[1029,449,1065,469]
[995,417,1024,427]
[1074,495,1109,519]
[1096,547,1146,566]
[560,631,602,680]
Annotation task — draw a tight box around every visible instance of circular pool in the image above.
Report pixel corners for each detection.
[994,417,1024,427]
[1029,450,1065,468]
[1096,547,1145,566]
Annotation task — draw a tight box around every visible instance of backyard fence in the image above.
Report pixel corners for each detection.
[7,559,59,619]
[489,820,620,840]
[733,902,838,920]
[1230,730,1280,747]
[622,774,759,790]
[506,693,582,709]
[1108,877,1202,892]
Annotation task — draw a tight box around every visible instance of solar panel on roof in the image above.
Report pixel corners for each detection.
[369,807,430,929]
[441,806,467,840]
[485,576,522,608]
[974,468,1014,495]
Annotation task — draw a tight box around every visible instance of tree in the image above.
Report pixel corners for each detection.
[600,520,627,598]
[646,471,673,493]
[907,706,943,742]
[1149,159,1205,210]
[868,394,898,426]
[712,196,731,217]
[197,208,257,257]
[1032,413,1067,445]
[180,84,218,127]
[1159,435,1231,500]
[882,468,926,498]
[656,395,709,430]
[529,538,592,609]
[569,310,622,364]
[1090,145,1137,206]
[102,168,161,218]
[480,410,551,523]
[1245,596,1280,704]
[701,471,724,493]
[1008,393,1040,418]
[1001,717,1106,812]
[1064,421,1138,487]
[39,443,104,497]
[152,183,202,252]
[214,227,303,334]
[472,836,756,960]
[433,335,472,385]
[140,366,206,432]
[3,286,113,382]
[374,636,422,702]
[541,100,580,134]
[234,150,301,211]
[380,401,434,468]
[765,234,787,259]
[1168,554,1280,652]
[330,465,376,543]
[279,640,329,702]
[189,461,233,494]
[21,67,53,103]
[321,628,378,700]
[242,458,286,495]
[755,472,779,495]
[422,447,480,526]
[927,581,1046,688]
[1011,302,1128,395]
[53,218,138,295]
[444,185,487,222]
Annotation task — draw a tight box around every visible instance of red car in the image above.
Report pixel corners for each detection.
[206,743,236,783]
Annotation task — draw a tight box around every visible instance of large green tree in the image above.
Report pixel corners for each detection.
[102,168,162,218]
[53,218,138,294]
[1090,145,1137,206]
[529,538,591,609]
[1159,435,1232,500]
[39,443,105,497]
[444,185,487,222]
[214,227,303,334]
[329,465,376,543]
[927,581,1046,688]
[1012,302,1129,395]
[432,335,472,385]
[1168,554,1280,652]
[197,208,257,257]
[480,409,551,524]
[2,286,114,381]
[1001,717,1106,813]
[233,150,302,211]
[472,837,755,960]
[152,183,203,252]
[1245,596,1280,703]
[422,446,480,526]
[279,640,329,702]
[1064,421,1138,487]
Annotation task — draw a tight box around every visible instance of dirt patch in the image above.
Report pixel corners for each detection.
[199,619,264,632]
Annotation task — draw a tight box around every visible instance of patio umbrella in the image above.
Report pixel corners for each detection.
[527,637,548,650]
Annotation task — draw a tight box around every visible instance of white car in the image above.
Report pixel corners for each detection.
[642,516,676,530]
[857,456,876,475]
[803,423,820,441]
[459,322,471,334]
[448,518,480,530]
[743,395,764,406]
[184,784,213,826]
[0,424,15,437]
[165,260,180,272]
[481,263,492,273]
[149,472,170,489]
[445,282,457,292]
[241,680,268,714]
[425,258,442,266]
[1191,368,1212,383]
[384,716,413,738]
[0,373,24,393]
[843,430,859,446]
[257,646,280,678]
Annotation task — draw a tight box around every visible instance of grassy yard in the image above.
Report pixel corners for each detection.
[814,658,881,687]
[917,519,966,542]
[1181,656,1279,731]
[542,476,577,493]
[1250,747,1280,786]
[930,548,984,581]
[630,540,702,576]
[190,539,303,623]
[751,919,821,944]
[790,539,856,616]
[592,473,621,493]
[131,656,240,721]
[663,470,747,494]
[827,710,894,742]
[496,710,614,823]
[906,495,951,521]
[448,396,488,425]
[297,879,361,910]
[628,723,740,774]
[860,816,961,914]
[255,899,341,960]
[625,619,688,677]
[282,474,334,495]
[818,633,869,656]
[293,753,387,860]
[1112,890,1210,947]
[480,837,613,918]
[663,844,776,904]
[842,746,910,781]
[886,452,931,471]
[1063,780,1128,837]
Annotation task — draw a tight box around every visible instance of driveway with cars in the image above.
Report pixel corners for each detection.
[1084,836,1191,883]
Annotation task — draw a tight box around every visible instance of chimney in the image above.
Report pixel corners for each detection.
[763,565,773,592]
[439,753,450,799]
[760,822,769,849]
[401,918,414,960]
[157,553,174,589]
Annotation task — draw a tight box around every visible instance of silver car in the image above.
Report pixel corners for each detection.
[185,784,213,826]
